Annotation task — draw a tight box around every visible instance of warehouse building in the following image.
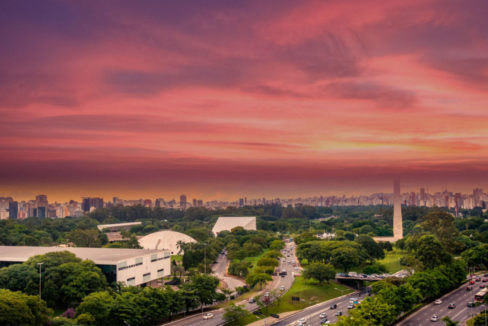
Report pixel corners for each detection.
[0,246,170,286]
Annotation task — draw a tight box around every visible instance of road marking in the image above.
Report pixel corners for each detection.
[452,307,466,320]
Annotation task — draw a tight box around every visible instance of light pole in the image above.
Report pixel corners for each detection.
[37,262,43,301]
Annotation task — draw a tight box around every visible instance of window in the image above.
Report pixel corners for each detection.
[143,273,151,282]
[157,268,165,278]
[127,277,135,285]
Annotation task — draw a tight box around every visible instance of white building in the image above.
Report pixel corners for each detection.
[212,216,257,235]
[0,246,170,286]
[138,230,197,255]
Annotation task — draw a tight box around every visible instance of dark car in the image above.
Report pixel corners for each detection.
[270,314,280,319]
[481,284,486,288]
[335,311,343,316]
[448,303,456,309]
[330,304,337,309]
[467,286,473,291]
[476,277,481,282]
[467,302,476,307]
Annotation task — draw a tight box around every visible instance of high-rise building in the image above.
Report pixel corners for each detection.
[393,179,403,240]
[82,197,104,212]
[179,195,187,209]
[37,206,46,218]
[8,201,18,219]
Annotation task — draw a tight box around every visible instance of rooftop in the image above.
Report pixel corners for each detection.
[0,246,167,265]
[97,221,142,231]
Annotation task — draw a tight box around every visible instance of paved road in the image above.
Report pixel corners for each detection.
[397,281,487,326]
[162,241,298,326]
[272,291,362,326]
[211,251,245,291]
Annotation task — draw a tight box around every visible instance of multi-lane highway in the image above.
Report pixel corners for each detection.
[397,280,487,326]
[162,241,298,326]
[272,291,362,326]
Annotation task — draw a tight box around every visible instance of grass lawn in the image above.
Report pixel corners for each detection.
[377,250,405,273]
[265,277,353,314]
[243,250,270,274]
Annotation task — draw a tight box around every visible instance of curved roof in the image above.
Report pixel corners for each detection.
[138,230,196,255]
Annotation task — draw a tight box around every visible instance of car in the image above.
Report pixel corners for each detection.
[481,284,486,288]
[434,299,442,305]
[280,286,285,291]
[203,313,214,320]
[270,314,280,319]
[476,277,481,282]
[470,280,476,285]
[431,315,439,322]
[248,298,256,303]
[320,321,330,325]
[483,278,488,282]
[319,313,327,319]
[467,302,476,307]
[467,286,473,291]
[347,304,355,309]
[298,318,306,323]
[330,304,337,309]
[448,303,456,309]
[335,311,343,316]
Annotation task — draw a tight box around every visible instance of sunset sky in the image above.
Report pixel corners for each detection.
[1,0,488,202]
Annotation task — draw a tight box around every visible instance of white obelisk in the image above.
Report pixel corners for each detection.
[393,179,403,240]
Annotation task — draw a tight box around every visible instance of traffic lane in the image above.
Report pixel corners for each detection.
[299,292,367,325]
[398,282,485,326]
[273,292,360,326]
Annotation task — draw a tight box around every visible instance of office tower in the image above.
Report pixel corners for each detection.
[144,199,152,207]
[82,197,104,212]
[36,195,48,205]
[9,201,18,219]
[180,195,187,209]
[239,198,244,207]
[473,188,483,207]
[197,199,203,207]
[192,198,197,207]
[393,179,403,240]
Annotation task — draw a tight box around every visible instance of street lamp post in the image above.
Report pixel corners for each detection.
[37,262,43,301]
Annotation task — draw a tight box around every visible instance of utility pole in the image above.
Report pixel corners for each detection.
[37,262,43,301]
[204,243,207,274]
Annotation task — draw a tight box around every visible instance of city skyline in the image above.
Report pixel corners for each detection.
[1,1,488,200]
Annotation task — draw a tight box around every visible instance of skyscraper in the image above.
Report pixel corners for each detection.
[8,201,18,219]
[82,197,104,212]
[393,179,403,240]
[179,195,187,209]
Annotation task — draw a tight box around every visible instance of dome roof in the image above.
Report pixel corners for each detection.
[138,230,196,255]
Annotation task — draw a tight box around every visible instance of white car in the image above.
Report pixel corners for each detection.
[319,312,327,319]
[434,299,442,305]
[203,313,214,320]
[431,315,439,322]
[280,286,286,291]
[298,318,306,323]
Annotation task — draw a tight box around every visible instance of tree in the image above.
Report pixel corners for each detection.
[269,240,285,250]
[223,304,250,326]
[0,289,52,326]
[462,244,488,269]
[356,235,384,262]
[186,274,220,312]
[66,229,102,247]
[76,291,114,326]
[349,296,397,326]
[303,262,336,284]
[331,247,360,272]
[420,211,460,253]
[415,235,452,269]
[442,316,459,326]
[256,257,279,268]
[245,273,272,289]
